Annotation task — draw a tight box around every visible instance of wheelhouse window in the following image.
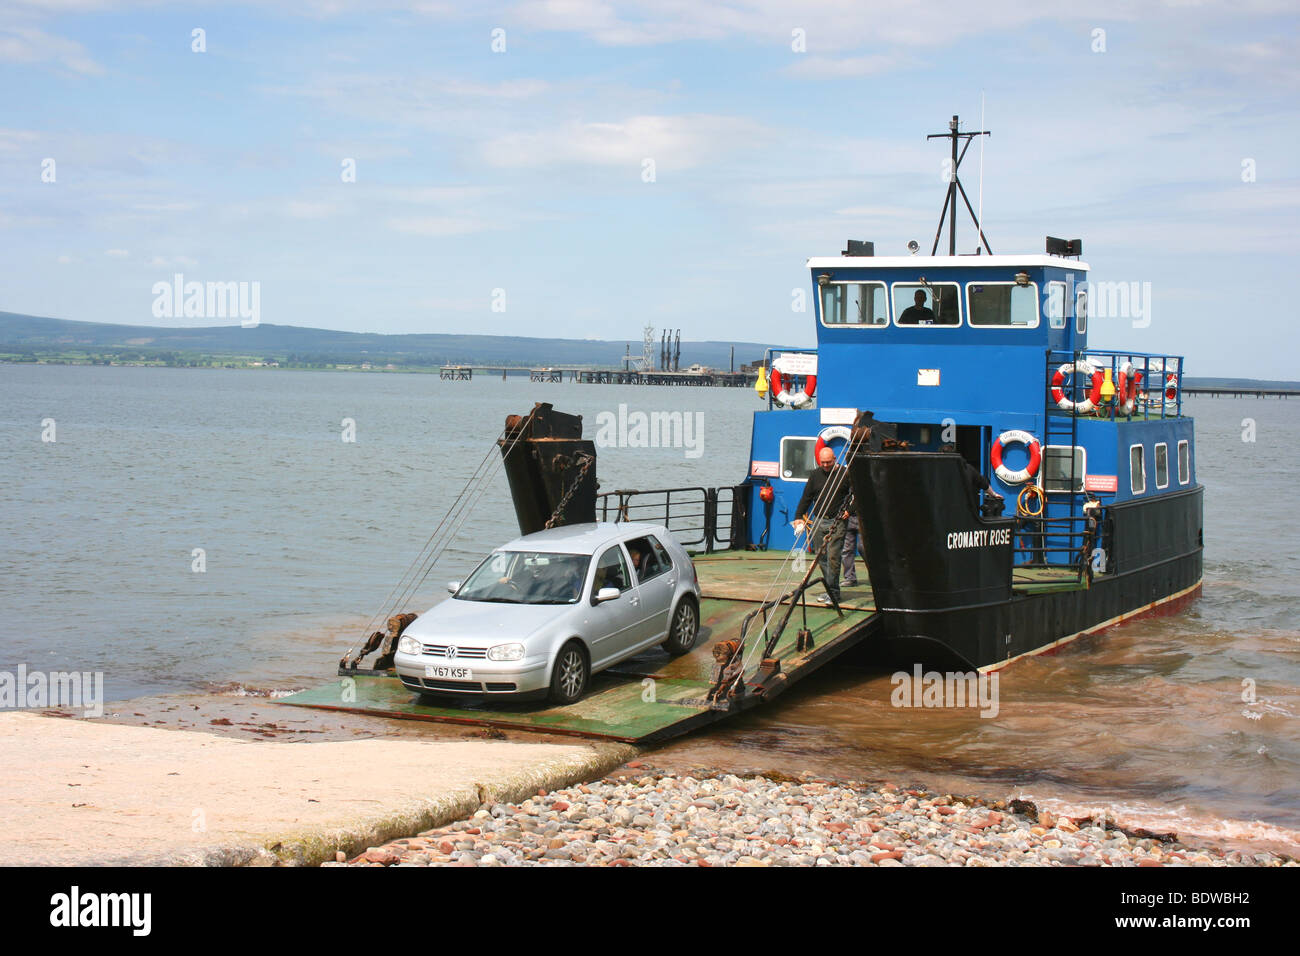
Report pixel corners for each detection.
[780,436,816,480]
[1178,439,1190,484]
[1155,443,1169,489]
[820,281,888,327]
[1045,281,1067,329]
[968,281,1040,328]
[1130,444,1145,495]
[891,282,961,326]
[1042,445,1086,493]
[1076,288,1088,334]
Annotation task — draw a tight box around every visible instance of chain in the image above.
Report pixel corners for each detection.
[545,452,595,529]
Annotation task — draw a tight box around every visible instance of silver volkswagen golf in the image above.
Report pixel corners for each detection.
[393,522,702,705]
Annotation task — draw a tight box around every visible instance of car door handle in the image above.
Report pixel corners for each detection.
[630,597,640,606]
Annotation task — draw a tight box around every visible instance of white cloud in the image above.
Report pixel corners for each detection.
[481,113,765,168]
[785,54,902,78]
[104,248,129,257]
[387,215,499,236]
[0,128,40,153]
[0,26,103,75]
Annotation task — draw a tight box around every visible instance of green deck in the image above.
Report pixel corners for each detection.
[278,550,1084,741]
[278,551,878,743]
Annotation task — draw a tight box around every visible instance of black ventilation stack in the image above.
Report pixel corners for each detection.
[499,403,597,536]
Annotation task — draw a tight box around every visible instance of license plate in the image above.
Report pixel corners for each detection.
[425,665,473,680]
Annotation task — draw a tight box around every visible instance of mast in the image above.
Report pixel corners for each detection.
[927,114,993,256]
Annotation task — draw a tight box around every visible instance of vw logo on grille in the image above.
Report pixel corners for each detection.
[444,645,458,659]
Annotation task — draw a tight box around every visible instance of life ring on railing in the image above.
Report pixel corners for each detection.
[813,425,852,462]
[769,368,817,409]
[1117,362,1143,416]
[1017,484,1044,517]
[1050,360,1104,414]
[1164,374,1178,403]
[990,430,1042,485]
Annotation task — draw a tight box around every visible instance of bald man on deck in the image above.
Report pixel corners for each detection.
[795,446,851,605]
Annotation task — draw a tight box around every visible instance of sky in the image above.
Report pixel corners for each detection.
[1,0,1297,377]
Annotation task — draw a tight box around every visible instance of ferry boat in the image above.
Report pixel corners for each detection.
[315,116,1203,741]
[742,116,1202,672]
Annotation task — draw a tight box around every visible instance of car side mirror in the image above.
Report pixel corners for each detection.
[447,581,461,594]
[593,587,620,604]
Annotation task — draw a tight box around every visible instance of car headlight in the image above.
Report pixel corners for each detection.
[487,643,525,662]
[398,635,421,655]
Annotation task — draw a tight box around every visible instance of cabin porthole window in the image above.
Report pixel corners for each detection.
[1041,445,1086,493]
[1129,444,1146,495]
[1178,439,1190,485]
[780,437,817,481]
[1155,443,1169,489]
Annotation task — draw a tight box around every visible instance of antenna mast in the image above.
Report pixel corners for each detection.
[927,114,992,256]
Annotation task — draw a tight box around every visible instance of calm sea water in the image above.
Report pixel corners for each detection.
[2,365,1297,850]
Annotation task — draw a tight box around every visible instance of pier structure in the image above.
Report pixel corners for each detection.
[1182,386,1297,399]
[431,365,752,387]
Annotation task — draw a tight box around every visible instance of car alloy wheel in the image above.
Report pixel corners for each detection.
[662,599,698,656]
[549,641,589,705]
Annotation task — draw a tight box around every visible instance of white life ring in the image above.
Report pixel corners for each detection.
[769,367,817,409]
[990,429,1042,485]
[1050,360,1103,414]
[814,425,852,462]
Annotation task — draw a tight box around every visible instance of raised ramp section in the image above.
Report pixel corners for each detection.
[279,551,878,743]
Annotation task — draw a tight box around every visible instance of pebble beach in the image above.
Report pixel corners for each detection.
[331,765,1296,868]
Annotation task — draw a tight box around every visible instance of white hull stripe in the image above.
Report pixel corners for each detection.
[977,579,1203,675]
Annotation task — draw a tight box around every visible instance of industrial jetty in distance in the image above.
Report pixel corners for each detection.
[440,328,754,386]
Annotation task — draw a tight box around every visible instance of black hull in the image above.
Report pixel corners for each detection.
[849,452,1203,672]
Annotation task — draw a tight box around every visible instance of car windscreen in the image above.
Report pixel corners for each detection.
[455,551,591,605]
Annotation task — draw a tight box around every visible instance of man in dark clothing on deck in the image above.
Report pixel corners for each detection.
[795,446,851,605]
[940,443,1004,515]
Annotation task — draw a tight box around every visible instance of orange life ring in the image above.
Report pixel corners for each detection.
[1117,362,1143,415]
[990,429,1042,485]
[1050,360,1103,414]
[770,368,816,408]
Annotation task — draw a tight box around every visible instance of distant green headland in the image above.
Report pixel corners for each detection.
[0,311,776,372]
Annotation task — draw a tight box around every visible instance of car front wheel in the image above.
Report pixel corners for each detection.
[548,640,589,705]
[662,598,699,656]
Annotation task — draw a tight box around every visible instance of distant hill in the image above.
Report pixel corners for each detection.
[1183,377,1300,390]
[0,311,778,369]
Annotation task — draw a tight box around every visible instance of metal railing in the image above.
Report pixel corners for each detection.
[1049,348,1185,419]
[595,485,745,553]
[1013,515,1097,567]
